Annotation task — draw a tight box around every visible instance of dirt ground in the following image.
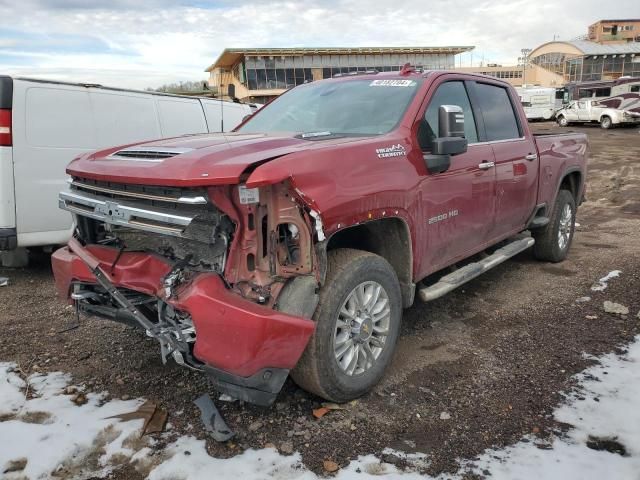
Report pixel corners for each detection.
[1,123,639,478]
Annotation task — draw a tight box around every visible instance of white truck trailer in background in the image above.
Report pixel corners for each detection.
[515,86,558,121]
[0,76,254,266]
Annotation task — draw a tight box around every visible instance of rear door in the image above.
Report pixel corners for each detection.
[11,82,96,245]
[0,76,15,233]
[576,101,591,121]
[414,78,497,277]
[469,81,538,240]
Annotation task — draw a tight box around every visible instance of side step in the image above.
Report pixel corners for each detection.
[417,236,535,302]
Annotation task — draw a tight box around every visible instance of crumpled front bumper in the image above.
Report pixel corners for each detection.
[51,241,315,405]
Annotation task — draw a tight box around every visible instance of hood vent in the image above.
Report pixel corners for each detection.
[107,146,194,163]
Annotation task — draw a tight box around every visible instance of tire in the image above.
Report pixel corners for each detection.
[600,116,612,129]
[290,248,402,402]
[532,189,576,262]
[557,115,568,127]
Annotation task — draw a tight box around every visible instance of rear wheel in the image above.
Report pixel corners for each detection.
[600,116,612,129]
[533,189,576,262]
[291,249,402,402]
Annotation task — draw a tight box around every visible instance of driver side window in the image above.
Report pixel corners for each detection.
[419,81,478,151]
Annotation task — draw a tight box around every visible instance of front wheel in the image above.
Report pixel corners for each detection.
[533,189,576,262]
[600,116,612,129]
[290,249,402,402]
[557,115,568,127]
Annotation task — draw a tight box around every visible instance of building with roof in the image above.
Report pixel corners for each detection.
[527,39,640,85]
[588,19,640,44]
[456,39,640,88]
[205,46,474,102]
[456,19,640,88]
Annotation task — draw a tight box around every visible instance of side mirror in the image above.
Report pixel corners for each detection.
[242,113,253,123]
[423,105,468,174]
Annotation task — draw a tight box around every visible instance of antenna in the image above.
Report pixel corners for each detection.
[220,84,224,132]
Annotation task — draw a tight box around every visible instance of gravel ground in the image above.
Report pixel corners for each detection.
[1,123,639,478]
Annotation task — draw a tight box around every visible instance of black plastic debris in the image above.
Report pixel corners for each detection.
[194,393,235,442]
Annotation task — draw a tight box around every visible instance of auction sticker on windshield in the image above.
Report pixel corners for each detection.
[369,80,416,87]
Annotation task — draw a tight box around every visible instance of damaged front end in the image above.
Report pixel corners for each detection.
[53,176,322,405]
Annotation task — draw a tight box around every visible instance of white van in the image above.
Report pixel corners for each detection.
[515,86,557,121]
[0,76,254,265]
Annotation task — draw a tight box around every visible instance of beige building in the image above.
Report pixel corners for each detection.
[457,39,640,88]
[588,19,640,44]
[456,19,640,88]
[205,46,474,102]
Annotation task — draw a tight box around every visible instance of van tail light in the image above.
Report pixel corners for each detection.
[0,109,11,146]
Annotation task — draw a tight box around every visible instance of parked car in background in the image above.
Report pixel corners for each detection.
[515,86,557,120]
[52,69,587,405]
[0,75,255,266]
[555,99,640,129]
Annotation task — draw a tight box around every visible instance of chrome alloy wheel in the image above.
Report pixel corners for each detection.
[558,203,573,250]
[333,281,391,376]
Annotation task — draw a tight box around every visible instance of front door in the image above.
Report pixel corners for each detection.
[412,79,496,279]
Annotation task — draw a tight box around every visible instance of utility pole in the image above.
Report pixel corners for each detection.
[519,48,532,86]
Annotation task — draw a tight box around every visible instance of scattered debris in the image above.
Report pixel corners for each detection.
[194,394,234,442]
[312,407,330,419]
[0,277,8,287]
[3,457,27,473]
[323,459,340,473]
[603,301,629,315]
[71,393,88,406]
[585,315,598,320]
[439,412,451,420]
[279,441,293,454]
[575,296,591,303]
[247,420,263,432]
[218,393,236,402]
[107,399,168,436]
[591,270,621,292]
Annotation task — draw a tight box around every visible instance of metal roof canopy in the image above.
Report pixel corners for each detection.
[206,46,475,71]
[531,40,640,57]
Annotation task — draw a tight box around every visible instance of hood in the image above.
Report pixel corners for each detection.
[67,132,362,187]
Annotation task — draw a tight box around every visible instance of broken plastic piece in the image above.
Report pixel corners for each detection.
[194,393,235,442]
[0,277,8,287]
[107,400,168,436]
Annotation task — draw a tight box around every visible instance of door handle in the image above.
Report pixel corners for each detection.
[478,161,495,170]
[525,153,537,161]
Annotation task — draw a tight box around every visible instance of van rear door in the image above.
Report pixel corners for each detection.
[0,76,16,249]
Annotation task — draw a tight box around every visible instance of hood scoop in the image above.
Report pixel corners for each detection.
[107,146,194,163]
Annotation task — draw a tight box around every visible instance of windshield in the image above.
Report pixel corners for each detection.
[238,78,421,137]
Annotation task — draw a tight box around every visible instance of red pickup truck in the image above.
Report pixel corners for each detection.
[52,68,587,406]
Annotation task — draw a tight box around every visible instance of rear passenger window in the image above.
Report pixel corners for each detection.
[420,81,478,151]
[474,83,521,141]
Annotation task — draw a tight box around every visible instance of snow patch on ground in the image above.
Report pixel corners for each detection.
[467,335,640,479]
[591,270,621,291]
[147,437,429,480]
[2,335,640,479]
[0,362,148,479]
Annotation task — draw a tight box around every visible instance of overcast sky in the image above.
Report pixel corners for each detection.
[0,0,637,89]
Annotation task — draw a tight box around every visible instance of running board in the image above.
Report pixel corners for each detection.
[417,236,535,302]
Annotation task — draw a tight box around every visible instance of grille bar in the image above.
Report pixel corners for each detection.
[59,190,194,237]
[70,180,207,205]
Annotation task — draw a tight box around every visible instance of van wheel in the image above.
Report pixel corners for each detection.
[532,189,576,262]
[557,115,568,127]
[291,249,402,402]
[600,116,612,129]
